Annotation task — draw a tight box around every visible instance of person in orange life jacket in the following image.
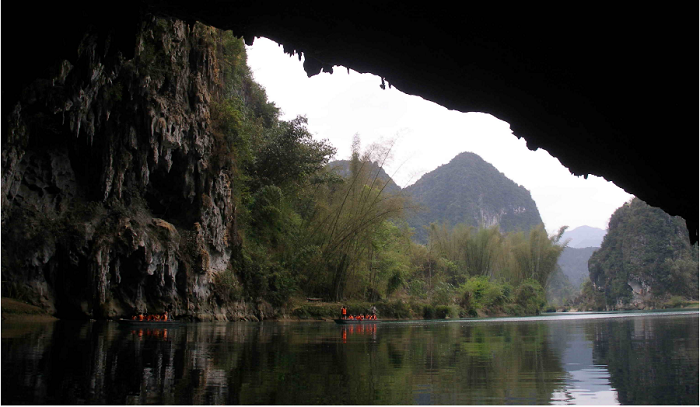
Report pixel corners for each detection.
[341,306,347,319]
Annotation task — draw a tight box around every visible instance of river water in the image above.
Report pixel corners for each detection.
[2,310,697,404]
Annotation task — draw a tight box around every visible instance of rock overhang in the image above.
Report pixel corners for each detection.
[4,1,696,242]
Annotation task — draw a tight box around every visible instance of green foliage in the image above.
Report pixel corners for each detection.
[265,265,297,308]
[512,278,546,315]
[483,281,512,308]
[212,269,244,302]
[291,303,338,319]
[545,265,577,307]
[456,276,513,315]
[226,241,299,308]
[249,185,284,243]
[431,281,456,306]
[509,225,567,288]
[459,276,490,310]
[197,22,572,318]
[423,304,459,319]
[210,97,254,192]
[251,116,336,192]
[588,198,698,309]
[377,299,413,319]
[575,279,607,311]
[294,136,410,301]
[405,152,543,243]
[662,295,690,309]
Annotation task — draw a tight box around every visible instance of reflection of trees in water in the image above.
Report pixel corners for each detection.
[396,322,568,404]
[590,315,699,405]
[9,316,695,404]
[2,320,569,404]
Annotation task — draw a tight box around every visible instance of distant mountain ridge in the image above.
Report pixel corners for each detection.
[328,159,401,193]
[403,152,543,242]
[561,225,606,248]
[557,247,598,290]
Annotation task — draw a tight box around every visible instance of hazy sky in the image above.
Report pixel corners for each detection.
[245,38,633,234]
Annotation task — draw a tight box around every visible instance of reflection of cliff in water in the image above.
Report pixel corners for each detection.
[2,321,252,404]
[2,314,697,404]
[2,320,568,404]
[590,314,699,405]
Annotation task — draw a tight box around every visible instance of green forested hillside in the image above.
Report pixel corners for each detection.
[582,198,698,309]
[328,159,401,194]
[558,247,598,289]
[404,152,542,243]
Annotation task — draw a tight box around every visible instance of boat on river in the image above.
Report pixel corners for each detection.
[116,319,184,327]
[334,318,380,324]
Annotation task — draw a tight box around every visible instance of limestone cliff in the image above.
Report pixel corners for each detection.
[404,152,543,243]
[587,198,698,309]
[1,17,257,320]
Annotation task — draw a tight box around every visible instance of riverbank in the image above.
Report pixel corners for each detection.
[285,298,509,321]
[1,298,58,322]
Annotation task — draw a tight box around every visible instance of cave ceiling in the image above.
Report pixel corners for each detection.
[4,1,697,242]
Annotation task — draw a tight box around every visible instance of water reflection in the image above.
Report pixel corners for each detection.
[341,323,378,343]
[2,311,697,404]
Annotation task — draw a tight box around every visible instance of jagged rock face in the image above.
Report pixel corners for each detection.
[1,17,241,319]
[404,152,542,243]
[588,198,697,309]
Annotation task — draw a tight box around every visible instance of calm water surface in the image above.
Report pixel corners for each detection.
[2,310,697,404]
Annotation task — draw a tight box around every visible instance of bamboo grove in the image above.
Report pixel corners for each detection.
[207,30,567,315]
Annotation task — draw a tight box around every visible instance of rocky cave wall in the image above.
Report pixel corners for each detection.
[2,16,258,320]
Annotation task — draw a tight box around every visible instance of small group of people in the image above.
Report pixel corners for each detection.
[340,305,377,320]
[132,311,168,321]
[347,314,377,320]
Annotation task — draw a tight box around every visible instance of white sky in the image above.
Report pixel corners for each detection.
[245,38,633,234]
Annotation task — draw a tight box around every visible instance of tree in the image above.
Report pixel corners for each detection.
[252,116,336,192]
[509,225,567,288]
[297,136,409,300]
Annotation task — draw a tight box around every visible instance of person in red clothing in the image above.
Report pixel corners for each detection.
[341,306,347,319]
